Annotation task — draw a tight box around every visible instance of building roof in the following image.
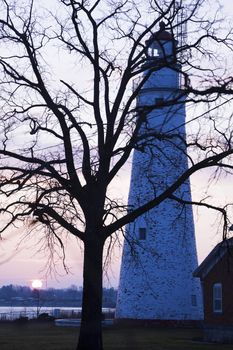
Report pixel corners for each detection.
[193,237,233,280]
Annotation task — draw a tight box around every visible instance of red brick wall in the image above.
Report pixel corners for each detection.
[203,248,233,325]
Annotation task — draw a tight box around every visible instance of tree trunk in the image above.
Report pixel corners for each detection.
[77,239,104,350]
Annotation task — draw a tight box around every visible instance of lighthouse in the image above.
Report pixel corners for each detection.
[116,23,203,321]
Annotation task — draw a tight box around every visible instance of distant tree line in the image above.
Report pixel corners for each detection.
[0,284,117,308]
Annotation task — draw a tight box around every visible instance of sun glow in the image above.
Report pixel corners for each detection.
[31,279,43,289]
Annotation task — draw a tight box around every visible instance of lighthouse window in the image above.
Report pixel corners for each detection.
[191,294,197,307]
[148,48,160,57]
[139,227,147,240]
[153,48,160,57]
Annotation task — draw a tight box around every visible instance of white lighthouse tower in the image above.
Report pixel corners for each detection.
[116,23,203,321]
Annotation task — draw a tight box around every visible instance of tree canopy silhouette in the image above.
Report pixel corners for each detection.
[0,0,233,349]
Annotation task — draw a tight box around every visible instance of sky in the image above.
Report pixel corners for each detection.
[0,0,232,290]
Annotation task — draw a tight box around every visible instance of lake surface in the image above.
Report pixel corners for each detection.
[0,306,115,320]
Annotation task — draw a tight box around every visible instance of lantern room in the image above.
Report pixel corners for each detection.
[146,22,177,61]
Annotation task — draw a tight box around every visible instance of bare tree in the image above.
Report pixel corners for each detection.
[0,0,232,349]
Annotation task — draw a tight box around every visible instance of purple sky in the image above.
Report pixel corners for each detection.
[0,1,232,290]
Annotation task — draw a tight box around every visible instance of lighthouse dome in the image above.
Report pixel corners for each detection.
[150,21,174,42]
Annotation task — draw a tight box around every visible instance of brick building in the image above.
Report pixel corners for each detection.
[193,238,233,342]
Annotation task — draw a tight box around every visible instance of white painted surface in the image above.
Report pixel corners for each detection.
[116,36,203,320]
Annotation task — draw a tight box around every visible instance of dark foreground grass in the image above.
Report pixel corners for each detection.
[0,322,232,350]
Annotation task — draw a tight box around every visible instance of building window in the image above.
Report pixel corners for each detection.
[213,283,222,313]
[139,227,146,240]
[191,294,197,307]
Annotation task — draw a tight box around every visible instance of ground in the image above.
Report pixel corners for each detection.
[0,322,232,350]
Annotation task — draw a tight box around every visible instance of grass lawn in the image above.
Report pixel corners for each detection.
[0,322,233,350]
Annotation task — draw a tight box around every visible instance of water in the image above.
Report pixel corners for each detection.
[0,306,115,320]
